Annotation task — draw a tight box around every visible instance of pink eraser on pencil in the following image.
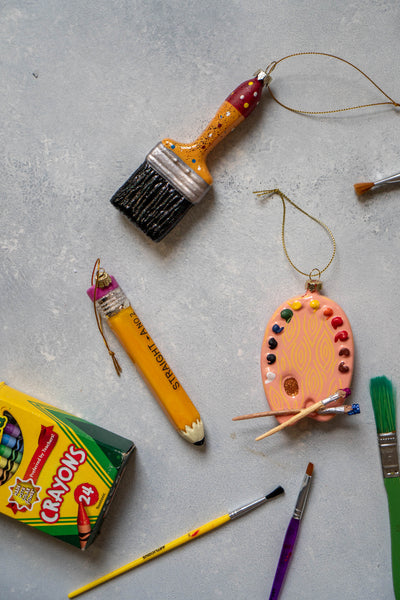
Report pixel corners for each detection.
[87,275,119,302]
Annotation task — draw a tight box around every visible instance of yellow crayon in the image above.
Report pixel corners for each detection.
[68,485,284,598]
[87,264,205,446]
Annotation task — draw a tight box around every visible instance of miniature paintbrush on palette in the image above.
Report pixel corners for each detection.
[233,402,360,421]
[110,69,271,241]
[255,389,352,441]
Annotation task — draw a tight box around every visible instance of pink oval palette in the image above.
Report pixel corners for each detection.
[260,290,354,424]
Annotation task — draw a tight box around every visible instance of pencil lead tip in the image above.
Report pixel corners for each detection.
[193,437,205,446]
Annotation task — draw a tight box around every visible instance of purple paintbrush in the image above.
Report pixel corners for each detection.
[268,462,314,599]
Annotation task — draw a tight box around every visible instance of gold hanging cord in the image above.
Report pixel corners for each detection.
[91,258,122,376]
[265,52,399,114]
[254,189,336,280]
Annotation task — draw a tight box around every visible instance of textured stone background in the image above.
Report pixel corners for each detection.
[1,1,399,598]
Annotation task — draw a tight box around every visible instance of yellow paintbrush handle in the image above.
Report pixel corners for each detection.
[255,401,323,441]
[68,513,231,598]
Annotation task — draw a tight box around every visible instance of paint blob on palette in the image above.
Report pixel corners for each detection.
[261,289,354,424]
[0,411,24,485]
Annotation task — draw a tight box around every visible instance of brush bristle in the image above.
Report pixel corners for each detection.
[110,161,193,241]
[266,485,285,500]
[370,376,396,433]
[354,181,374,195]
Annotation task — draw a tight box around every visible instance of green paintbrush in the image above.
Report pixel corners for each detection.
[370,376,400,600]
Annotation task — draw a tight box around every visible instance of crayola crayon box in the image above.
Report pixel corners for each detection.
[0,381,135,549]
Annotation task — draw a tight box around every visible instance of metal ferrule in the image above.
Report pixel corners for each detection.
[319,406,346,415]
[229,496,267,520]
[319,403,360,415]
[373,173,400,187]
[321,391,343,406]
[253,69,272,86]
[293,475,312,520]
[378,432,400,478]
[147,143,209,205]
[95,286,130,319]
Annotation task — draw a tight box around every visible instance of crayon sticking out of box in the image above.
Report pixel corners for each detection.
[0,381,135,550]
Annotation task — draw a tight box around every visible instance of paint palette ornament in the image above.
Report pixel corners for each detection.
[261,281,354,424]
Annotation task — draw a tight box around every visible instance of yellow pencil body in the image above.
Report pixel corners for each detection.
[69,513,230,598]
[108,306,204,445]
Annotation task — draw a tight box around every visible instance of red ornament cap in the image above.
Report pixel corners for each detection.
[226,77,264,118]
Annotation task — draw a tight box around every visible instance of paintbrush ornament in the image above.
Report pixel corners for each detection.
[110,54,398,242]
[370,376,400,600]
[255,389,350,441]
[354,172,400,195]
[111,69,271,241]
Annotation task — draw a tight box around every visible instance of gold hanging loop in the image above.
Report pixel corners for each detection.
[91,258,122,377]
[253,189,336,278]
[267,52,399,114]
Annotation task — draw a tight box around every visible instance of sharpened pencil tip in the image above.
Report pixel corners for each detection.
[266,485,285,500]
[306,462,314,476]
[194,437,205,446]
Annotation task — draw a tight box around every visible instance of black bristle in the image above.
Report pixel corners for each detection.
[110,162,193,242]
[266,485,285,500]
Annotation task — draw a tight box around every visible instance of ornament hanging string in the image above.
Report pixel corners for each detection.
[253,189,336,280]
[91,258,122,376]
[264,52,399,115]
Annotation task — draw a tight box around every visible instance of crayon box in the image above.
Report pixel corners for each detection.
[0,381,135,549]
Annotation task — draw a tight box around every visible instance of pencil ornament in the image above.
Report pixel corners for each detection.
[69,485,284,598]
[370,375,400,599]
[77,502,92,550]
[88,260,205,446]
[354,172,400,196]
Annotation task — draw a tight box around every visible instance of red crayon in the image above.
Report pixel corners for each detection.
[77,502,91,550]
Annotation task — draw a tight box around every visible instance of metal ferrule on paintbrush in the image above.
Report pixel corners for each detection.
[372,173,400,188]
[293,465,313,520]
[377,432,400,478]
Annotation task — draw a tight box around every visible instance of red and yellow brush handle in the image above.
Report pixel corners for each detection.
[162,75,266,185]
